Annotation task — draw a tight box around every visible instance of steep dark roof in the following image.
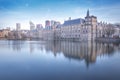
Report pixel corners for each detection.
[63,18,85,26]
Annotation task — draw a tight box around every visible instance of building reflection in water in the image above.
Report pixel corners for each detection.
[2,40,120,67]
[0,40,25,52]
[43,41,120,67]
[11,40,24,51]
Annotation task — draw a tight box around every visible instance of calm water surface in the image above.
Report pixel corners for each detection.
[0,40,120,80]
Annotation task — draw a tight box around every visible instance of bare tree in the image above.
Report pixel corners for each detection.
[104,24,115,38]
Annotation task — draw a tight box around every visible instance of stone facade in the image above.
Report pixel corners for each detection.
[27,10,120,41]
[44,10,98,41]
[40,10,98,41]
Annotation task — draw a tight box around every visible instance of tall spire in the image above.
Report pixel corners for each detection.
[87,9,89,17]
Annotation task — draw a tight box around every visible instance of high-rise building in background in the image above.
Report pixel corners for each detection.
[36,24,43,31]
[51,20,55,26]
[2,9,118,41]
[16,23,21,31]
[45,20,51,29]
[29,21,35,31]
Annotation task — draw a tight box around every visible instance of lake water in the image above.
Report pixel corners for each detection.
[0,40,120,80]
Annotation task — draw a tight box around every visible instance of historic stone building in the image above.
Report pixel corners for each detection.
[60,18,84,41]
[85,10,97,40]
[53,10,97,41]
[36,10,120,41]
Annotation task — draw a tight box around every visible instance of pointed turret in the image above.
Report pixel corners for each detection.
[86,9,90,17]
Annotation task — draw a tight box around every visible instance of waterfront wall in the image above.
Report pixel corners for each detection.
[95,37,120,43]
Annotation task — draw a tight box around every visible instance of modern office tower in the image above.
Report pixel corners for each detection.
[36,24,43,31]
[16,23,21,31]
[29,21,35,31]
[45,20,51,29]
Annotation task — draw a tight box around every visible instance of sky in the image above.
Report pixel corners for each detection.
[0,0,120,29]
